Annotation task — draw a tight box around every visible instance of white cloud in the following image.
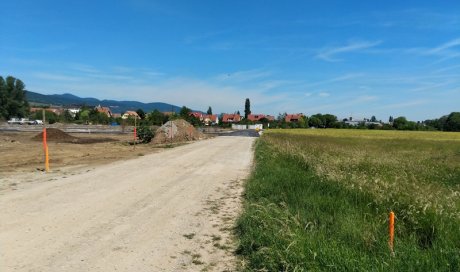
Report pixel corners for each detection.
[318,92,330,97]
[316,40,382,62]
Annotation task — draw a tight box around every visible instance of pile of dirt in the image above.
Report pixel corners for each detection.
[32,128,77,142]
[152,119,205,144]
[32,128,117,144]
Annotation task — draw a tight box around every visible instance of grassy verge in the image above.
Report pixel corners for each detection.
[236,130,460,271]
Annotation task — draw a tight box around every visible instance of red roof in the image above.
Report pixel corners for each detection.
[123,111,139,118]
[95,105,112,117]
[285,113,304,122]
[189,112,203,119]
[222,114,241,123]
[247,114,275,122]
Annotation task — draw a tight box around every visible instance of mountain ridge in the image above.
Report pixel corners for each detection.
[25,90,186,114]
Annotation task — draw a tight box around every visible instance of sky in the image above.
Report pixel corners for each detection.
[1,0,460,121]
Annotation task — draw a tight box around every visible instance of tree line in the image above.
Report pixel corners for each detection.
[1,76,459,132]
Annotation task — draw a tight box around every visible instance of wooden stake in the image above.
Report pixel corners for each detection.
[389,211,395,254]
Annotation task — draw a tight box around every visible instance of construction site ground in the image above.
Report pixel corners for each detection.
[0,131,161,189]
[0,131,255,271]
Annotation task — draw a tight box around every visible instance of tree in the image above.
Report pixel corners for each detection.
[370,116,377,122]
[445,112,460,131]
[389,116,394,123]
[298,115,309,128]
[78,110,90,124]
[323,114,338,128]
[148,109,167,126]
[0,75,30,119]
[244,98,251,119]
[179,106,191,119]
[61,110,74,123]
[393,116,408,130]
[308,116,322,128]
[207,106,212,115]
[136,108,146,119]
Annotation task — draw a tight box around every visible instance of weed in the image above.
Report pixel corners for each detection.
[183,233,196,239]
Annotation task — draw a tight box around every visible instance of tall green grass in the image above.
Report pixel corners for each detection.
[236,130,460,271]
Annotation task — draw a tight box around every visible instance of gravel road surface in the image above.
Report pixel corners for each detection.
[0,136,255,271]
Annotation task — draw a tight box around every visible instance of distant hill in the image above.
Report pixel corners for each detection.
[25,91,184,114]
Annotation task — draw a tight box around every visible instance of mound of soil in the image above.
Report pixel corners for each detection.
[32,128,77,142]
[32,128,117,144]
[152,119,205,144]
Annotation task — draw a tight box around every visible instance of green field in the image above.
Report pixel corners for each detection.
[236,129,460,271]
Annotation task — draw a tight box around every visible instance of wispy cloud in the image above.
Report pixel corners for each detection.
[411,38,460,62]
[304,73,363,88]
[215,69,272,82]
[68,63,100,74]
[316,40,382,62]
[428,38,460,54]
[432,64,460,74]
[32,72,84,82]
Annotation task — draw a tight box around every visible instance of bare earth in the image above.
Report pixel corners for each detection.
[0,136,255,271]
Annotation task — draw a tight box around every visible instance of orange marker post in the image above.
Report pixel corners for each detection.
[389,211,395,254]
[43,127,47,151]
[43,127,50,172]
[133,117,137,150]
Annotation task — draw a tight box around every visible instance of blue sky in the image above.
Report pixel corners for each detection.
[2,0,460,120]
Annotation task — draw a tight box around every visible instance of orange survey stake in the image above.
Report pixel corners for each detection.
[43,127,47,150]
[43,127,50,172]
[389,211,395,252]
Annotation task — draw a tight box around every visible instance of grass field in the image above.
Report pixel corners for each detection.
[236,129,460,271]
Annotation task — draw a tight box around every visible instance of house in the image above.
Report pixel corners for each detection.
[203,114,219,125]
[285,113,304,123]
[189,112,203,119]
[188,112,219,125]
[344,120,382,127]
[122,111,140,119]
[95,105,113,118]
[112,113,122,118]
[247,114,275,122]
[222,113,241,123]
[66,108,81,117]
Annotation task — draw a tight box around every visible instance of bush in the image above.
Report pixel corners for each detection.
[137,126,154,143]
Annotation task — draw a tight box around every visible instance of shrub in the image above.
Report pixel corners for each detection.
[137,126,154,143]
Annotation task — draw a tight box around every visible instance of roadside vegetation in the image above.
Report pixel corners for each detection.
[237,129,460,271]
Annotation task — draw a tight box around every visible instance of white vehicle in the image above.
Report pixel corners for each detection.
[7,118,28,125]
[7,118,43,125]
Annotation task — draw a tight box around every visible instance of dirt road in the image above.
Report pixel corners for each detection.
[0,136,255,271]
